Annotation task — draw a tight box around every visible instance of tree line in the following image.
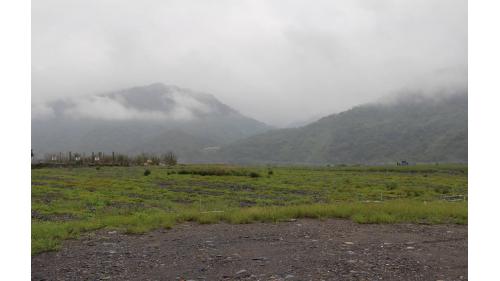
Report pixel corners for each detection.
[31,150,177,167]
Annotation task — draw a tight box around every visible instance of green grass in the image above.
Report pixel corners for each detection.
[31,164,467,255]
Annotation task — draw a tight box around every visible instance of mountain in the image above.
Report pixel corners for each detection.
[31,83,270,161]
[217,93,467,164]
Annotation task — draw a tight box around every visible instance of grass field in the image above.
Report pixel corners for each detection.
[31,164,468,255]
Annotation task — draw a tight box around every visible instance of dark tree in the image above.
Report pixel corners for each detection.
[162,152,178,166]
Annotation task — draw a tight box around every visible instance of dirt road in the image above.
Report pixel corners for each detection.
[32,219,467,281]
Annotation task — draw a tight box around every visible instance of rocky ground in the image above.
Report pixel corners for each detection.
[32,219,467,281]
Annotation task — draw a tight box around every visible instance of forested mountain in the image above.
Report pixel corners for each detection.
[217,93,467,164]
[31,83,270,161]
[32,84,467,164]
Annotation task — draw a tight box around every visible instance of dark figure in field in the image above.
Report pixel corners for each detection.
[397,161,409,166]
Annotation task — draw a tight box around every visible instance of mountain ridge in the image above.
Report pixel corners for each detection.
[31,83,271,160]
[216,92,467,164]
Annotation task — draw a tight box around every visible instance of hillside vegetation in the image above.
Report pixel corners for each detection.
[218,93,467,164]
[31,83,270,161]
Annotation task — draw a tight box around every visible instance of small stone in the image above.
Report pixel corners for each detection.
[285,274,295,279]
[406,246,415,250]
[344,241,354,245]
[236,269,249,276]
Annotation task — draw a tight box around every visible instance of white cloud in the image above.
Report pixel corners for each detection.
[31,103,55,119]
[67,96,168,120]
[32,88,219,121]
[32,0,467,126]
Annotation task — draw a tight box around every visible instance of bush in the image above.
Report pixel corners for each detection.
[249,172,260,178]
[162,152,177,166]
[96,166,101,171]
[385,182,398,190]
[144,169,151,176]
[268,169,274,176]
[177,168,250,177]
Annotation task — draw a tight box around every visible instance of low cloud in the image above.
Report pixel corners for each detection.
[32,88,216,121]
[32,0,467,126]
[31,103,55,119]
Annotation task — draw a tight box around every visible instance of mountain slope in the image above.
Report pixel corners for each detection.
[218,93,467,164]
[31,83,270,160]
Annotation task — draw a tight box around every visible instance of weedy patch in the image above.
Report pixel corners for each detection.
[31,164,467,255]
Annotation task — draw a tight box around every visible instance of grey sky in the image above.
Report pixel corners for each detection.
[32,0,467,126]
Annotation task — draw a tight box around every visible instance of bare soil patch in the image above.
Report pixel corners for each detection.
[32,219,467,281]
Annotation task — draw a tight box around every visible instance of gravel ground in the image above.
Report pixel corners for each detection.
[32,219,467,281]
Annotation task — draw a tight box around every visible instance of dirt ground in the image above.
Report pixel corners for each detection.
[32,219,467,281]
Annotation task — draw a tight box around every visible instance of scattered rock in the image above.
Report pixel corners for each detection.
[32,219,467,280]
[236,269,249,277]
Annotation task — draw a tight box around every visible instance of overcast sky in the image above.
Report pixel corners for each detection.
[32,0,467,126]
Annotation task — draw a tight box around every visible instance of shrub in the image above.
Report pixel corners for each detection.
[162,152,177,166]
[385,182,398,190]
[177,168,250,177]
[144,169,151,176]
[249,172,260,178]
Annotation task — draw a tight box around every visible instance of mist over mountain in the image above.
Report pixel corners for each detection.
[31,83,271,160]
[216,92,468,165]
[32,83,467,164]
